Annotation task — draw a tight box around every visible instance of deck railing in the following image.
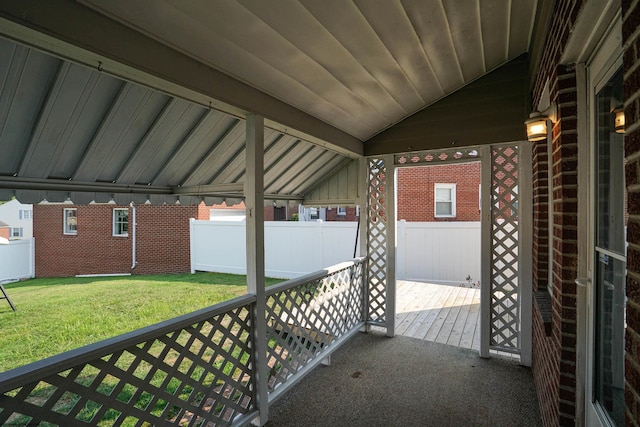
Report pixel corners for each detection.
[0,257,367,427]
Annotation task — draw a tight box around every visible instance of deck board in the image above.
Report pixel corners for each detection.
[395,280,480,351]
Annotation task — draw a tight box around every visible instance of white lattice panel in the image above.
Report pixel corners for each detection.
[366,158,388,324]
[395,147,481,166]
[490,146,520,352]
[265,260,365,392]
[0,304,255,427]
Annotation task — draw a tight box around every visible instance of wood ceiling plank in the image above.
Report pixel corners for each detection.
[442,0,485,81]
[402,0,465,94]
[479,0,511,69]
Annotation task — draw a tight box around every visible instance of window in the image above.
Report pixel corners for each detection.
[434,184,456,217]
[10,227,23,238]
[63,208,77,235]
[113,208,129,236]
[19,209,32,220]
[337,206,347,216]
[309,208,319,220]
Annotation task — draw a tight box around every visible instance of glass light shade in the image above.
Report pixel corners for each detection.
[614,108,625,133]
[525,117,547,142]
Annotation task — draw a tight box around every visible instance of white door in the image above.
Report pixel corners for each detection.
[585,21,626,427]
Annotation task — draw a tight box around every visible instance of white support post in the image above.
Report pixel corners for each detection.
[386,155,396,337]
[245,114,268,426]
[480,146,492,358]
[359,157,369,330]
[189,218,196,274]
[519,142,533,366]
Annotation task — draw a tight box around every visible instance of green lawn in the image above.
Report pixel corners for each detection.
[0,273,281,372]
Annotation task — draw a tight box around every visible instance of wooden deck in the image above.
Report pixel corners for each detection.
[394,280,481,351]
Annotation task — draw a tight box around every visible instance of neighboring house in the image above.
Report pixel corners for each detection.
[208,201,301,222]
[397,162,481,222]
[34,203,209,277]
[0,220,10,241]
[0,199,33,239]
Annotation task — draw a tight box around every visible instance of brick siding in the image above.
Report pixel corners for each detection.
[397,163,481,222]
[34,204,202,277]
[325,206,358,221]
[531,2,584,426]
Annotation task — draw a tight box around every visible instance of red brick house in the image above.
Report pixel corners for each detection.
[34,203,209,277]
[397,162,481,222]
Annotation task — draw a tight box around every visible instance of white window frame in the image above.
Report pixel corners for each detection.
[113,208,129,237]
[434,183,456,218]
[63,208,77,235]
[19,209,32,220]
[10,227,23,238]
[337,206,347,216]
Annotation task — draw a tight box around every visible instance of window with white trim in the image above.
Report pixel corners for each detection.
[434,184,456,217]
[337,206,347,216]
[19,209,32,220]
[10,227,23,238]
[113,208,129,237]
[63,208,77,235]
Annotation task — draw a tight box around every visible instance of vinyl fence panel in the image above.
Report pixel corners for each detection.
[191,220,480,283]
[0,238,35,283]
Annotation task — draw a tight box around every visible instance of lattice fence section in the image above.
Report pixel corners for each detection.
[367,158,388,324]
[0,301,256,427]
[490,145,520,352]
[394,147,481,166]
[265,259,365,393]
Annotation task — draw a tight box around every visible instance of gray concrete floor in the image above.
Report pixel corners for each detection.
[266,331,542,427]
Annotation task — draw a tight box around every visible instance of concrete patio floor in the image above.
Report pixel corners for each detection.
[266,331,542,427]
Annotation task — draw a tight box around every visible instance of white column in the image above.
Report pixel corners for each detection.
[519,142,533,366]
[386,155,396,337]
[245,114,268,425]
[480,146,492,358]
[358,157,370,329]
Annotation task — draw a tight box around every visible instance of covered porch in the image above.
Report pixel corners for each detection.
[0,1,639,426]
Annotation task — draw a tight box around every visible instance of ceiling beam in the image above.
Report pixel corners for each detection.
[0,0,363,158]
[0,176,308,202]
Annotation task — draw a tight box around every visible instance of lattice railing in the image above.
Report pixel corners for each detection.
[265,257,366,400]
[367,158,387,325]
[490,145,520,352]
[0,297,258,427]
[0,258,367,426]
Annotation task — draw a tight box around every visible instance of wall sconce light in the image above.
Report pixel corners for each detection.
[525,103,557,142]
[614,108,625,134]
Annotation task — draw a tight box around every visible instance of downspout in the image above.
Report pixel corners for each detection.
[130,202,136,270]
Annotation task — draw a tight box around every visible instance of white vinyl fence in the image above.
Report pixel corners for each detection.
[191,220,481,283]
[0,238,35,283]
[396,221,481,284]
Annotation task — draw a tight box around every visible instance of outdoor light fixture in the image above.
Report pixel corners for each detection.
[525,102,557,142]
[614,108,625,134]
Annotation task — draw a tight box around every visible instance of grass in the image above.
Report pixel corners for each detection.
[0,272,282,373]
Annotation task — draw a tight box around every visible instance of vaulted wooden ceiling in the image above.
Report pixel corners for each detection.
[0,0,548,204]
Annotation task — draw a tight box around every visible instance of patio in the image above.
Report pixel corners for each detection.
[266,330,542,426]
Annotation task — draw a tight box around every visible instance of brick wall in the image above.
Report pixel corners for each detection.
[623,1,640,424]
[325,206,358,221]
[397,162,481,222]
[34,204,199,277]
[531,2,584,426]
